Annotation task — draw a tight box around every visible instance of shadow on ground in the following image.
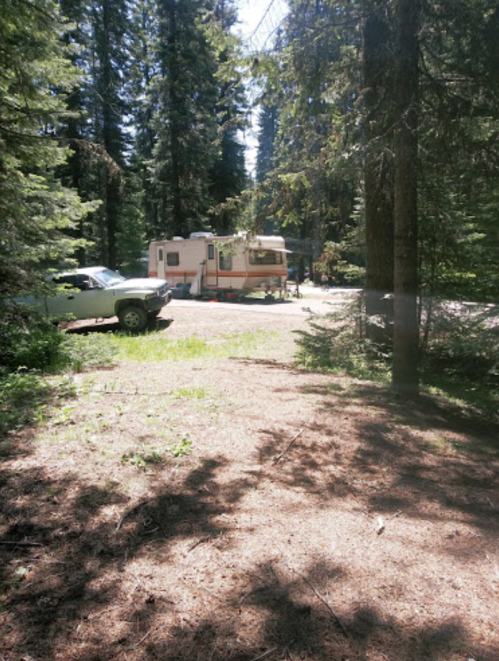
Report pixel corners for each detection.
[253,375,499,539]
[1,445,497,660]
[61,317,174,335]
[1,369,498,660]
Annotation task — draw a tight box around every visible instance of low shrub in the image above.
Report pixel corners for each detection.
[294,296,390,381]
[0,303,64,372]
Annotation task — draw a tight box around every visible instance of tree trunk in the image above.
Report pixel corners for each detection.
[362,1,394,349]
[166,0,183,237]
[392,0,420,394]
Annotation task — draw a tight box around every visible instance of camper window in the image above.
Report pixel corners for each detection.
[219,252,232,271]
[208,244,215,260]
[249,250,283,265]
[167,252,180,266]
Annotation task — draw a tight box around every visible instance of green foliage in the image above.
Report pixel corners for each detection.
[0,302,117,374]
[148,0,221,236]
[121,449,164,470]
[0,370,51,435]
[113,329,279,362]
[294,296,390,381]
[61,333,118,372]
[0,0,94,298]
[253,0,360,272]
[170,435,193,457]
[421,303,499,412]
[0,305,65,372]
[169,386,209,399]
[295,294,499,414]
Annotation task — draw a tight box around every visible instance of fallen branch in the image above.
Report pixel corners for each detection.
[272,428,306,464]
[249,647,278,661]
[130,626,152,649]
[289,566,348,636]
[0,540,43,547]
[185,536,212,555]
[116,499,153,532]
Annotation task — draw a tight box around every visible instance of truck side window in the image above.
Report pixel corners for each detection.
[208,244,214,260]
[167,252,179,266]
[219,252,232,271]
[54,275,79,290]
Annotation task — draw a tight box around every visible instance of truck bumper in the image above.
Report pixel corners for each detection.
[145,290,172,312]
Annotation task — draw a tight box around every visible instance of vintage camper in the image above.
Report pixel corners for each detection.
[148,233,289,298]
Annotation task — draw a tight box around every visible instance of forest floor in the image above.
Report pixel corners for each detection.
[1,288,499,661]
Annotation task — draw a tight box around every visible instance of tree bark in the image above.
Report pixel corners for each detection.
[362,1,394,348]
[392,0,420,394]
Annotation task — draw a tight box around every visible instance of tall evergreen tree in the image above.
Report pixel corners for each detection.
[206,0,247,234]
[88,0,130,268]
[151,0,219,237]
[255,0,360,275]
[362,0,395,347]
[392,0,420,394]
[0,0,93,299]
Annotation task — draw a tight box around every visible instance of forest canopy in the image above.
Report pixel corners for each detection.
[1,0,499,395]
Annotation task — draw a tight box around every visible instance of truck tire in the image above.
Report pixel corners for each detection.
[118,305,148,332]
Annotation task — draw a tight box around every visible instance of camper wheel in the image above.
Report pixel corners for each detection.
[118,305,148,332]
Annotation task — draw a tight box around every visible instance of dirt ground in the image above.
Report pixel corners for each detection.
[1,290,499,661]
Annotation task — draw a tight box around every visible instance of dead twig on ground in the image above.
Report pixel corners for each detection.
[272,428,306,464]
[249,647,278,661]
[0,540,43,547]
[129,626,152,649]
[185,536,212,555]
[116,499,153,531]
[289,565,348,636]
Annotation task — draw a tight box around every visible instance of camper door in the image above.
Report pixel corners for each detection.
[156,244,166,278]
[205,242,217,287]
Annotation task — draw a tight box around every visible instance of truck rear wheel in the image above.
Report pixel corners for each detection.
[118,305,148,332]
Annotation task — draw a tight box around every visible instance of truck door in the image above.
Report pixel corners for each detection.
[205,243,217,287]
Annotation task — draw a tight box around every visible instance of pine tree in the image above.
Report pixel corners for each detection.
[88,0,130,268]
[392,0,420,394]
[362,0,395,347]
[151,0,219,237]
[206,0,247,235]
[0,0,94,299]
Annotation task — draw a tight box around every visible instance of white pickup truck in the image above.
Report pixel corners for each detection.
[20,266,171,332]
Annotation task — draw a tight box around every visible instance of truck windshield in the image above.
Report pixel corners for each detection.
[94,269,127,287]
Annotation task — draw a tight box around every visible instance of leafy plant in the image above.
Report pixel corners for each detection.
[294,296,390,381]
[421,301,499,413]
[61,333,118,372]
[0,305,65,372]
[121,449,164,470]
[170,436,193,457]
[0,369,51,435]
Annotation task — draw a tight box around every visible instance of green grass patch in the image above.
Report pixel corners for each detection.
[121,449,165,470]
[0,370,52,435]
[112,329,279,362]
[169,386,210,399]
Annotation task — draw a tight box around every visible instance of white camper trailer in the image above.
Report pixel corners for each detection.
[148,233,289,298]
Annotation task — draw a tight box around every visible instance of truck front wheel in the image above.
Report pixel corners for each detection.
[118,305,148,332]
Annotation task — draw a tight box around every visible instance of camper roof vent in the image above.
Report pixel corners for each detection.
[172,236,184,241]
[189,231,214,239]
